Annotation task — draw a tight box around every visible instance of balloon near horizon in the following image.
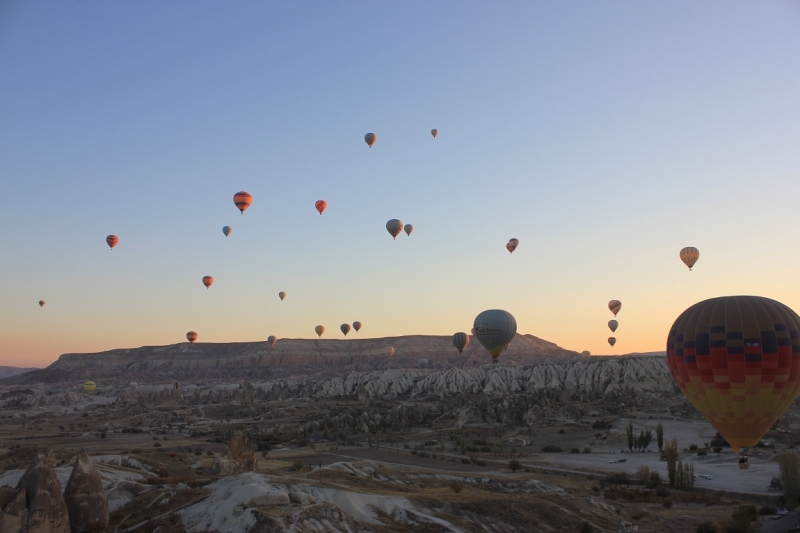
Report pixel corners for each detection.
[186,331,198,343]
[667,295,800,455]
[472,309,517,362]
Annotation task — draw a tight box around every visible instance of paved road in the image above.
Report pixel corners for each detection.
[759,511,800,533]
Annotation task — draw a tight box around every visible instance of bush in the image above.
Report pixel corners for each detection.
[697,449,707,457]
[541,445,563,453]
[571,447,580,454]
[582,446,592,453]
[508,459,521,472]
[689,444,699,451]
[153,442,162,448]
[696,521,717,533]
[579,521,594,533]
[758,505,777,516]
[663,499,673,508]
[602,473,630,485]
[655,486,670,498]
[292,460,304,472]
[450,480,464,493]
[558,429,565,434]
[461,457,470,464]
[731,505,757,524]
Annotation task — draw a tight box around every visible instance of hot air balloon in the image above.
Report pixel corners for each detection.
[38,300,45,308]
[83,381,96,394]
[186,331,198,343]
[341,323,351,336]
[473,309,517,362]
[608,300,622,316]
[279,292,286,301]
[404,224,414,236]
[202,276,214,289]
[386,219,403,239]
[431,129,438,138]
[364,133,377,148]
[353,321,362,332]
[608,320,618,333]
[106,235,118,249]
[452,332,470,354]
[418,358,428,369]
[386,347,394,357]
[608,337,617,347]
[222,226,232,237]
[509,238,519,248]
[667,295,800,455]
[315,200,327,215]
[680,247,700,271]
[267,335,277,347]
[315,325,325,337]
[233,191,252,214]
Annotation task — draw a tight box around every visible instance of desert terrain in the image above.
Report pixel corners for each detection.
[1,336,796,532]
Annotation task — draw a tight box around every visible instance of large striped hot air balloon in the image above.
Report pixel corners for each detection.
[680,247,700,271]
[315,325,325,337]
[315,200,327,215]
[608,300,622,316]
[233,192,252,214]
[353,321,362,332]
[106,235,119,249]
[186,331,198,343]
[473,309,517,362]
[341,323,351,336]
[202,276,214,289]
[452,332,470,354]
[364,133,377,148]
[667,296,800,455]
[83,381,96,394]
[386,219,403,239]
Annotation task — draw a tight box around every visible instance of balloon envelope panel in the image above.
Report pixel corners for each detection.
[473,310,517,359]
[667,295,800,453]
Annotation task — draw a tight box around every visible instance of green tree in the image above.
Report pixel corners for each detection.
[627,421,634,452]
[508,459,521,472]
[664,438,679,488]
[778,450,800,508]
[656,422,664,452]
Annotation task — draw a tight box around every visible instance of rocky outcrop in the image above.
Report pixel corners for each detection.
[63,453,109,533]
[3,334,579,384]
[0,449,70,533]
[211,431,257,476]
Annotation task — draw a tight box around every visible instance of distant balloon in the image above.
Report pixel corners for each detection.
[608,337,617,347]
[267,335,277,347]
[386,219,404,240]
[222,226,232,237]
[667,295,800,454]
[506,243,515,254]
[680,247,700,271]
[431,129,438,138]
[233,191,252,214]
[364,132,377,148]
[387,347,395,357]
[404,224,414,236]
[353,321,362,332]
[38,300,45,307]
[279,292,287,301]
[508,238,519,248]
[418,358,428,369]
[473,309,517,362]
[315,200,327,215]
[202,276,214,289]
[608,320,618,333]
[608,300,622,316]
[315,325,325,337]
[83,381,96,394]
[452,332,470,354]
[581,350,591,358]
[340,323,351,336]
[106,235,119,250]
[186,331,198,343]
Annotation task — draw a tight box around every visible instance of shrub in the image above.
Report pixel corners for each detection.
[696,449,707,457]
[153,442,162,448]
[571,448,580,454]
[655,486,670,498]
[450,480,464,493]
[662,499,673,508]
[508,459,521,472]
[696,521,717,533]
[582,446,592,453]
[541,445,563,453]
[689,444,699,451]
[461,458,470,464]
[579,521,594,533]
[476,460,487,466]
[292,460,304,472]
[558,429,565,434]
[758,505,777,516]
[602,473,630,485]
[731,505,757,524]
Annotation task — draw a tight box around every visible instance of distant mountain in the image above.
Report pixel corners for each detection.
[1,334,580,385]
[0,367,38,379]
[623,351,667,357]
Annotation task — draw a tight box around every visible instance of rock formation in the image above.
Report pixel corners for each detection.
[63,452,109,533]
[211,431,257,476]
[0,449,70,533]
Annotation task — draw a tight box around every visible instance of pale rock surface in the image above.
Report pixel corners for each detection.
[0,450,70,533]
[211,431,257,476]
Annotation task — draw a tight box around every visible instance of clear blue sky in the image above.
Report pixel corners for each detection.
[2,1,800,367]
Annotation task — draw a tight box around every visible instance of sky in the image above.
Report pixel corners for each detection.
[1,1,800,368]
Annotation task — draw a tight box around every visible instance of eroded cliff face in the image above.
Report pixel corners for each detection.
[3,334,579,384]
